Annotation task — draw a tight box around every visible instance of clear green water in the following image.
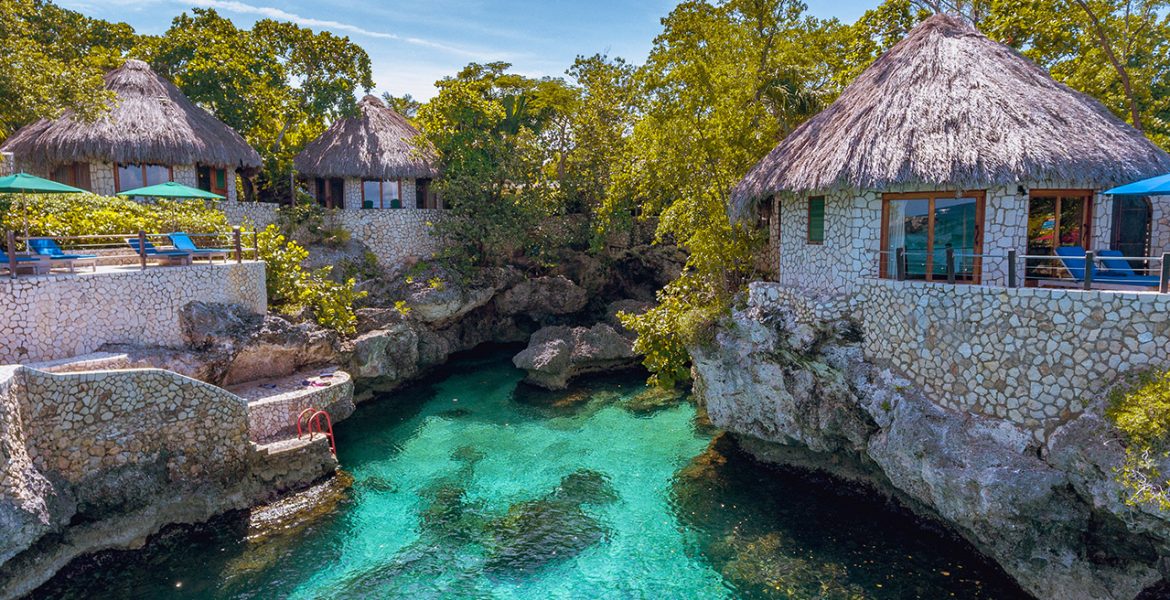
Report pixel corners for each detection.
[32,351,1028,599]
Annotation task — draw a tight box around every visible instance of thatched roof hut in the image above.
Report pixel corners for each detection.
[294,95,436,180]
[1,59,261,171]
[731,14,1170,220]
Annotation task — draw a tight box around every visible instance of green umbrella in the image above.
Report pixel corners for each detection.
[116,181,225,200]
[117,181,225,233]
[0,172,86,242]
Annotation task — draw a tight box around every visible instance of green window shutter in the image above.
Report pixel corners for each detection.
[808,197,825,244]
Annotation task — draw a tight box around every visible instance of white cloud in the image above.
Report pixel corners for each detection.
[183,0,491,59]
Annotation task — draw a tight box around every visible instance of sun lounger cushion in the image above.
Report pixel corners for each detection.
[168,233,229,254]
[28,238,97,260]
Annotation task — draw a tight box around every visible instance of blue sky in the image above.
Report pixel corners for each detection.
[58,0,878,100]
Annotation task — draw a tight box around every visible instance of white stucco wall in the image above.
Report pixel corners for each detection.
[0,262,266,364]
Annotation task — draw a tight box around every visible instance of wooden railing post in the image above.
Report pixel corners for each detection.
[945,243,956,284]
[6,231,17,279]
[233,227,242,263]
[1008,250,1018,288]
[252,231,259,261]
[1160,253,1170,294]
[137,230,147,271]
[895,247,907,281]
[1083,250,1094,291]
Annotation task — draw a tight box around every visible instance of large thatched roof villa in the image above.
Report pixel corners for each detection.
[733,14,1170,442]
[734,14,1170,292]
[294,95,438,210]
[0,59,261,201]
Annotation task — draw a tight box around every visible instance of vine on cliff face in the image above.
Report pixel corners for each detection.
[1107,370,1170,510]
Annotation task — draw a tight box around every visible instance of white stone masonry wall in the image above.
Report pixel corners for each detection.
[856,279,1170,441]
[0,262,266,364]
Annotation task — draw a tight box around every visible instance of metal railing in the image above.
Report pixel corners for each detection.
[878,245,1170,293]
[2,228,261,279]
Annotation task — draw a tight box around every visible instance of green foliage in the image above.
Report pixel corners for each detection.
[609,0,833,385]
[255,225,366,334]
[143,8,374,202]
[0,194,229,246]
[0,0,135,136]
[1107,370,1170,510]
[416,63,571,268]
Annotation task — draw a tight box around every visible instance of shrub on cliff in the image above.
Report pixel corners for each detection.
[1108,370,1170,510]
[256,225,366,335]
[0,193,229,245]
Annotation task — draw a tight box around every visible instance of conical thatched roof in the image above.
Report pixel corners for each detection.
[294,95,436,180]
[731,14,1170,220]
[1,59,261,170]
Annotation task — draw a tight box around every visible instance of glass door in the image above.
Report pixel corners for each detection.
[1025,191,1093,280]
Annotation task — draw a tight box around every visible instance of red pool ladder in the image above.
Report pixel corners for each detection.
[296,408,336,455]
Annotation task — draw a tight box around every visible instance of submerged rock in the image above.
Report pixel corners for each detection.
[512,324,639,390]
[691,302,1170,600]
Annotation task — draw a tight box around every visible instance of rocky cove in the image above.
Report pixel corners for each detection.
[691,285,1170,600]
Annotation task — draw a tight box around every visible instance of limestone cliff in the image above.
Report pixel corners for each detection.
[691,301,1170,600]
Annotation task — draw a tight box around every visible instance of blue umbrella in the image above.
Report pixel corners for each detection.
[1104,173,1170,195]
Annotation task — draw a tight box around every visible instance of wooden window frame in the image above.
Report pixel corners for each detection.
[361,178,403,209]
[806,196,826,245]
[879,190,986,283]
[1028,189,1094,250]
[114,163,173,193]
[50,162,90,190]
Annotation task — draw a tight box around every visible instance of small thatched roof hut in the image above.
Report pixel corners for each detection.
[294,95,436,180]
[1,59,262,171]
[731,14,1170,220]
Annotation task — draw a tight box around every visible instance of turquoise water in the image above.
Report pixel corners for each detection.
[32,351,1027,599]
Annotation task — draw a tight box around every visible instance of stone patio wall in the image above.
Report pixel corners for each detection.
[0,262,266,364]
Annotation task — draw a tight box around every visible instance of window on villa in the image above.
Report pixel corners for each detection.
[49,162,91,191]
[1025,190,1093,280]
[315,177,345,209]
[361,179,402,209]
[115,163,172,193]
[416,178,440,209]
[197,165,229,196]
[807,196,825,244]
[881,192,985,282]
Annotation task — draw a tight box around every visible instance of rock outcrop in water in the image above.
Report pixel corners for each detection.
[690,303,1170,600]
[511,323,638,390]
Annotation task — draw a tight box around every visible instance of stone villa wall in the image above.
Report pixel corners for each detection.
[0,262,266,364]
[856,279,1170,440]
[769,182,1117,294]
[748,280,1170,440]
[221,200,443,272]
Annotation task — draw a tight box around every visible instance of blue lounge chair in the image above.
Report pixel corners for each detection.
[168,232,230,262]
[28,238,97,272]
[125,237,192,266]
[1054,246,1159,289]
[0,254,48,275]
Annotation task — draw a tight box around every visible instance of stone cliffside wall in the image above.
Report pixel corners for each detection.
[220,200,443,273]
[332,209,442,272]
[692,298,1170,600]
[0,262,266,364]
[748,281,1170,442]
[856,279,1170,441]
[19,369,250,484]
[223,200,280,230]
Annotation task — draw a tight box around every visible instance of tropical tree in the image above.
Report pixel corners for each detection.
[610,0,840,386]
[143,8,374,202]
[0,0,136,135]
